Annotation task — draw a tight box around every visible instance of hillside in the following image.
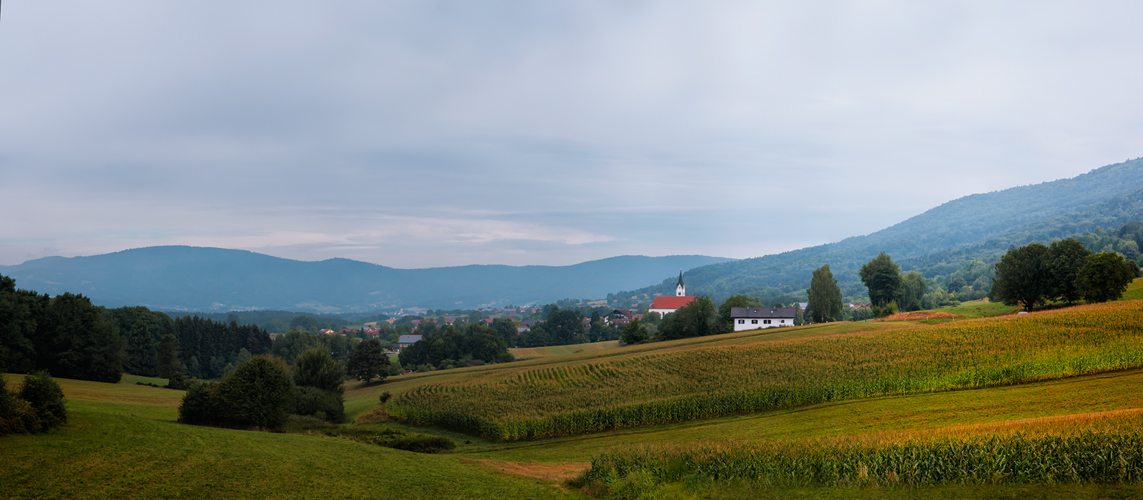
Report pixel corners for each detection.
[0,248,732,312]
[388,300,1143,440]
[7,301,1143,498]
[620,157,1143,301]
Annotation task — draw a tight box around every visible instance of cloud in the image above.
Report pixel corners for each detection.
[2,2,1142,267]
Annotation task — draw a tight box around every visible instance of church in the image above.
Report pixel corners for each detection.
[648,271,696,316]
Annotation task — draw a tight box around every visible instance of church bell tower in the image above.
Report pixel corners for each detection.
[675,270,685,296]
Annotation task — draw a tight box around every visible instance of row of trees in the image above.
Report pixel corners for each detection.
[177,340,391,429]
[1,275,124,382]
[857,253,929,318]
[990,239,1137,311]
[397,323,513,372]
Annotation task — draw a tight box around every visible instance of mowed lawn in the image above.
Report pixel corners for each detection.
[0,378,580,500]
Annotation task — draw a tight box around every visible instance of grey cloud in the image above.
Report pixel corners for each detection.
[2,2,1142,267]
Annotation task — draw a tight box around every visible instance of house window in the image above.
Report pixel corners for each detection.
[751,319,758,324]
[738,319,745,324]
[763,319,771,324]
[781,320,786,323]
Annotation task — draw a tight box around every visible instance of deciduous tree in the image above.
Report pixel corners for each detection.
[1046,238,1091,305]
[990,243,1049,312]
[806,265,843,323]
[859,253,902,313]
[293,347,345,394]
[717,294,762,326]
[1076,252,1136,303]
[346,339,390,383]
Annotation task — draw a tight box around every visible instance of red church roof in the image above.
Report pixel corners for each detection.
[649,296,696,310]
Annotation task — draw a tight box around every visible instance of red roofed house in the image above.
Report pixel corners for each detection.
[648,271,696,316]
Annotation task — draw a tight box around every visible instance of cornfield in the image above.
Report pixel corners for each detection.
[585,431,1143,488]
[387,301,1143,441]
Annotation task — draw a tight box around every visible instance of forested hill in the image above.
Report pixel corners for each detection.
[625,157,1143,301]
[0,248,732,312]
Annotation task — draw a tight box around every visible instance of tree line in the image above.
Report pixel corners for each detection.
[0,273,274,385]
[398,321,514,372]
[989,239,1137,311]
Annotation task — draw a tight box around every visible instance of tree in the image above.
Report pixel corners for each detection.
[1046,238,1092,305]
[0,280,36,374]
[216,356,293,430]
[1076,252,1136,303]
[898,272,927,312]
[990,243,1050,312]
[657,297,716,341]
[859,253,902,315]
[806,265,843,323]
[717,295,762,326]
[346,339,390,383]
[544,309,586,345]
[293,347,345,394]
[125,322,157,377]
[620,318,648,345]
[17,370,67,429]
[156,334,184,381]
[490,318,517,348]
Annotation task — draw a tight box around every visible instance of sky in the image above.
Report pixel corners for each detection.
[2,2,1142,269]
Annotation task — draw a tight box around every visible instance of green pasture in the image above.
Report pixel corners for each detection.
[1121,276,1143,300]
[0,377,578,500]
[937,299,1017,318]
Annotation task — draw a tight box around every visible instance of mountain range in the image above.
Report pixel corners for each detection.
[4,157,1142,314]
[642,157,1143,301]
[0,249,732,313]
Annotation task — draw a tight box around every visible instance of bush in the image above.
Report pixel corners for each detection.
[292,386,345,423]
[293,347,345,394]
[355,430,456,453]
[178,381,225,426]
[179,356,293,430]
[217,356,293,430]
[17,371,67,429]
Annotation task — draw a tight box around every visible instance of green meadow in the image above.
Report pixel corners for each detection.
[5,299,1143,498]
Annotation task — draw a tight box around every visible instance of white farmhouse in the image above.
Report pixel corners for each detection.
[729,307,797,331]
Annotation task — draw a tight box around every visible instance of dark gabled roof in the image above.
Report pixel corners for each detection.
[729,307,798,319]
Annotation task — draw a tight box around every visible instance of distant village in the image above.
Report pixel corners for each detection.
[266,272,876,352]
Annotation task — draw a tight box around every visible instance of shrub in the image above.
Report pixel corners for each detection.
[217,356,293,430]
[292,385,345,423]
[179,356,293,430]
[293,347,345,394]
[17,371,66,429]
[178,381,225,426]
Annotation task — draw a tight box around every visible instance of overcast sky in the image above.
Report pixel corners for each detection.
[2,2,1142,268]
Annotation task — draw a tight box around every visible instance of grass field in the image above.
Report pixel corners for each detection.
[5,299,1143,498]
[936,299,1017,318]
[1121,276,1143,300]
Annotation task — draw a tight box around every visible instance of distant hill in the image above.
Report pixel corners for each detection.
[619,157,1143,301]
[0,248,733,312]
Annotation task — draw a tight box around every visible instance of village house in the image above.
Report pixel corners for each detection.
[729,307,797,331]
[396,334,422,352]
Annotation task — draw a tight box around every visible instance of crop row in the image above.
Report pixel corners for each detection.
[585,431,1143,488]
[386,301,1143,440]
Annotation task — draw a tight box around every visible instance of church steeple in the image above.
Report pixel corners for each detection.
[675,270,685,296]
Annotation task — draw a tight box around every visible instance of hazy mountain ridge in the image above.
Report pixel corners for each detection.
[0,248,733,312]
[624,158,1143,300]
